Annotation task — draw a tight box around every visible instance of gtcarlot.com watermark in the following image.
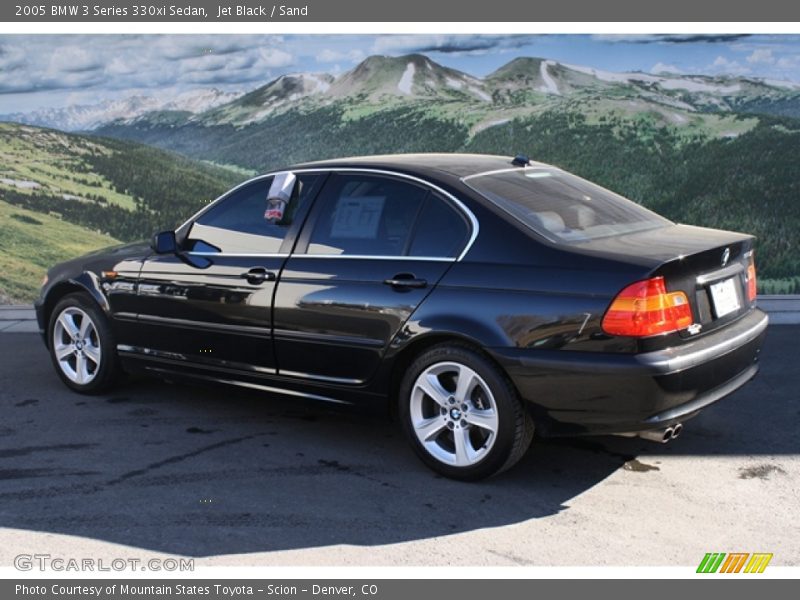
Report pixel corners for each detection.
[14,553,194,572]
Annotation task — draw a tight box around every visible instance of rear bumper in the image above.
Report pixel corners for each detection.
[493,308,768,435]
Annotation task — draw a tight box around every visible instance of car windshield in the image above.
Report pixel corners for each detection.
[466,167,671,244]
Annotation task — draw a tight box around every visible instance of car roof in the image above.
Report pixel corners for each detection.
[291,153,543,180]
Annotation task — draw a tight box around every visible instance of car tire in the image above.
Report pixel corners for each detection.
[399,343,534,480]
[48,292,122,394]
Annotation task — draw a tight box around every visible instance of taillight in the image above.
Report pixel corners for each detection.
[745,252,757,302]
[602,276,693,337]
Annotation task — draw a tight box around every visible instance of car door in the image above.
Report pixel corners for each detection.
[273,171,473,383]
[129,173,324,374]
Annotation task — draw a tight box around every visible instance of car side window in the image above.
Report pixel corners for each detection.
[408,193,470,258]
[187,174,320,254]
[307,174,428,256]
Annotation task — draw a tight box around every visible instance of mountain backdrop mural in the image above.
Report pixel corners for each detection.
[2,45,800,302]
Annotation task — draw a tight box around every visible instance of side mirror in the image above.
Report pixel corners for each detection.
[151,230,177,254]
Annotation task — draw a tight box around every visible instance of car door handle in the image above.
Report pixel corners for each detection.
[383,273,428,289]
[240,267,276,285]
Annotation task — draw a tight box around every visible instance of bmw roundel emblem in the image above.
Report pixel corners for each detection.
[721,247,731,267]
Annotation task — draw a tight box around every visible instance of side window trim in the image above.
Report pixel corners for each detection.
[182,172,327,257]
[293,255,457,262]
[294,172,472,260]
[176,168,478,261]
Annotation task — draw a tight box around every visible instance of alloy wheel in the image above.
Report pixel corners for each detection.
[409,361,499,467]
[52,307,102,385]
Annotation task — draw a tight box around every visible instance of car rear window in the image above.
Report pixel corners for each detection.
[466,167,671,244]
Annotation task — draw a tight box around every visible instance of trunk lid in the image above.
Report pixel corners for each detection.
[574,223,757,337]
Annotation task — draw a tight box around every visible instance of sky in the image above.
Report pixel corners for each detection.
[1,34,800,113]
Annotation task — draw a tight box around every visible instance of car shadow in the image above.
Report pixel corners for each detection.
[0,326,796,557]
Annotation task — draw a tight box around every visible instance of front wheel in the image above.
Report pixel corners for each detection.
[399,344,534,480]
[48,293,122,394]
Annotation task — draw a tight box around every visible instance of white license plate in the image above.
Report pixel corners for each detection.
[710,277,741,318]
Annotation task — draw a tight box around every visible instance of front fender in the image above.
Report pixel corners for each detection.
[36,272,110,347]
[69,272,110,312]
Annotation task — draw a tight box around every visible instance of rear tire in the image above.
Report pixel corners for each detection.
[48,292,122,394]
[399,343,534,480]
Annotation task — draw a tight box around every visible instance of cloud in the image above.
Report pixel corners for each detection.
[154,37,261,61]
[415,39,507,54]
[48,47,104,74]
[256,48,294,68]
[0,44,27,72]
[179,52,257,74]
[651,62,681,74]
[777,55,800,69]
[315,48,364,63]
[177,70,254,86]
[709,55,751,76]
[370,35,537,56]
[730,39,800,78]
[747,48,776,64]
[592,34,751,44]
[106,56,137,76]
[0,35,299,101]
[158,41,211,61]
[652,34,751,44]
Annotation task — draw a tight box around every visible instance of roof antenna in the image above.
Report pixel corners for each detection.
[511,154,531,167]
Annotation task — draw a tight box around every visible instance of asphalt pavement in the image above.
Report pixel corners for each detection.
[0,326,797,567]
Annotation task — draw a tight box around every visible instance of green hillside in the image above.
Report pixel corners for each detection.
[0,123,242,302]
[0,199,118,302]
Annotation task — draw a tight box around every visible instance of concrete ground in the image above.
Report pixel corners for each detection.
[0,326,797,567]
[0,306,38,333]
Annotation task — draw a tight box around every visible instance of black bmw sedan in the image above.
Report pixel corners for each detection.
[35,153,768,480]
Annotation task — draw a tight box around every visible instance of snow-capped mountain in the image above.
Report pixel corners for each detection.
[485,56,800,111]
[1,88,243,131]
[196,54,800,126]
[206,73,335,124]
[6,54,800,133]
[203,56,494,125]
[327,54,491,102]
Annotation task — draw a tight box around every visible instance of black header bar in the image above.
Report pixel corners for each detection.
[2,0,800,22]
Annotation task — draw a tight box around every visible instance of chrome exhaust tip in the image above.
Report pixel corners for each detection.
[638,427,674,443]
[637,423,684,443]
